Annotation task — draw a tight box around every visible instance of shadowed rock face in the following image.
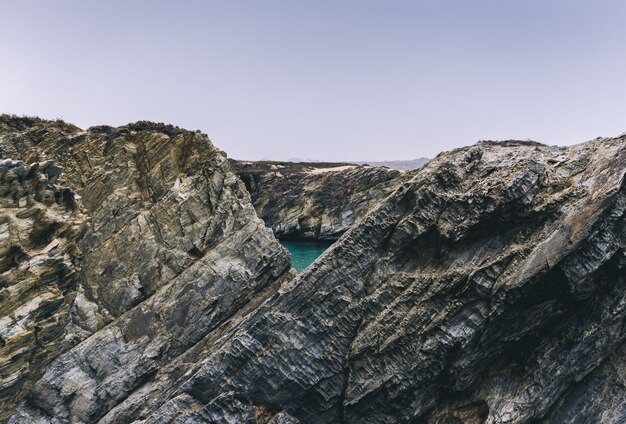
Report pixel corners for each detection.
[232,160,413,240]
[2,115,626,424]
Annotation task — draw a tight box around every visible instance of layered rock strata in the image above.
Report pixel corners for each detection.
[232,160,413,240]
[0,159,84,419]
[105,138,625,424]
[0,116,293,423]
[2,115,626,423]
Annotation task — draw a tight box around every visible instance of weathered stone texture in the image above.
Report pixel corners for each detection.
[2,115,625,423]
[141,138,626,423]
[233,160,411,240]
[0,116,293,423]
[0,159,83,421]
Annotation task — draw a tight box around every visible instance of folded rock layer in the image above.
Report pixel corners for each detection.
[0,158,84,418]
[1,115,625,423]
[0,116,293,423]
[140,138,626,423]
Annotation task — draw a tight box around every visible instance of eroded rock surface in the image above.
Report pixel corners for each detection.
[0,159,84,420]
[2,115,626,424]
[232,160,413,240]
[122,138,624,423]
[0,116,293,423]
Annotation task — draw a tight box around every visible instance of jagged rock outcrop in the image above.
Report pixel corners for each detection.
[232,160,413,240]
[3,114,626,423]
[72,137,624,424]
[0,116,294,423]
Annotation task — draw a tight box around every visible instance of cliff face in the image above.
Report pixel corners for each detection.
[232,160,412,240]
[2,116,626,424]
[100,138,624,424]
[0,116,294,423]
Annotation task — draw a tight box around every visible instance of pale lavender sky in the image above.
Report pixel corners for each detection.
[1,1,625,161]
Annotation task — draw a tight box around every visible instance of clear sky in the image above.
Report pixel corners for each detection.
[1,1,625,161]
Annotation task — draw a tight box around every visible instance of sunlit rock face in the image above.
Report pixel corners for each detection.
[2,114,626,424]
[0,116,293,423]
[0,159,84,420]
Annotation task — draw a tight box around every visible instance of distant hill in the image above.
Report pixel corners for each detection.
[352,158,430,170]
[231,158,430,171]
[252,158,431,170]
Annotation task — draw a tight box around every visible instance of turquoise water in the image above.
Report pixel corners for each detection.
[280,240,334,272]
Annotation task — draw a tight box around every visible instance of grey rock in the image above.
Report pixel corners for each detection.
[0,159,84,420]
[3,114,626,424]
[142,138,626,423]
[232,160,412,240]
[0,116,293,423]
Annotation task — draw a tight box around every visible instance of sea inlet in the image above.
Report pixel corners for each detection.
[280,240,334,272]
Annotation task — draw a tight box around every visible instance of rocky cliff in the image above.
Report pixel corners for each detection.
[2,116,626,423]
[0,116,294,423]
[139,138,626,424]
[232,160,412,240]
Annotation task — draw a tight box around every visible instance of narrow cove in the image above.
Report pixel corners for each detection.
[280,240,334,272]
